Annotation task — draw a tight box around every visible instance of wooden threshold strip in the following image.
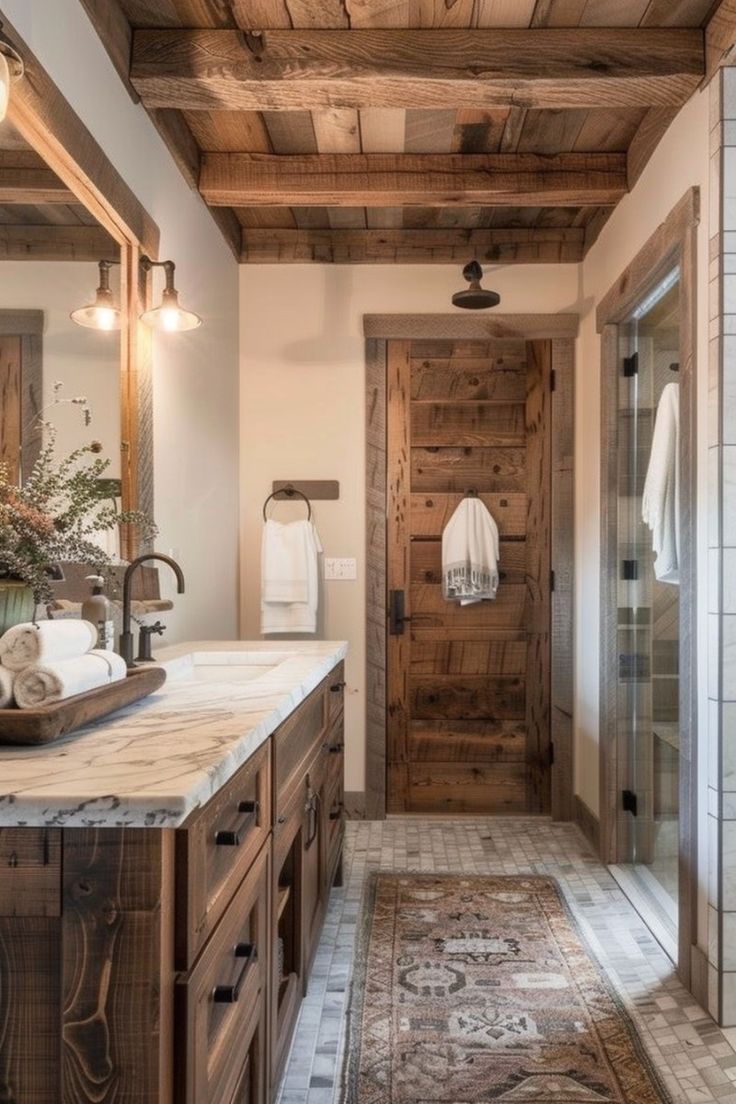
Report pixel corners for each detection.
[130,28,704,112]
[240,227,586,264]
[202,152,627,209]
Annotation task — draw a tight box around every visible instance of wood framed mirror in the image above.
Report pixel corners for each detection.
[0,13,159,561]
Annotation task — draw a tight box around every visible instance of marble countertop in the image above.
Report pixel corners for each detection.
[0,640,347,829]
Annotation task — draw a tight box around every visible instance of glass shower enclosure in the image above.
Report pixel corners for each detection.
[613,267,681,952]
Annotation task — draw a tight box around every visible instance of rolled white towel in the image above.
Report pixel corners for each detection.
[0,666,15,709]
[14,649,127,710]
[0,620,97,673]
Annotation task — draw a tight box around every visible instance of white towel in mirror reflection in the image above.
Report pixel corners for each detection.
[642,381,679,585]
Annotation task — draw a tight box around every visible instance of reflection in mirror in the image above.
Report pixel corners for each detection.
[0,114,122,557]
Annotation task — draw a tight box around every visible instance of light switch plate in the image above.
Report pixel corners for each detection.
[324,557,357,581]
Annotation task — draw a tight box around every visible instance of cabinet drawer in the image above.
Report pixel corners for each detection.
[273,686,326,813]
[176,743,271,968]
[326,663,345,723]
[176,843,269,1104]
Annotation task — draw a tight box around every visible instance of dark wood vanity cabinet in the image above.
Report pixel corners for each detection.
[270,664,345,1088]
[0,663,345,1104]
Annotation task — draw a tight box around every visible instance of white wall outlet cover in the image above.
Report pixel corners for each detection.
[324,557,357,580]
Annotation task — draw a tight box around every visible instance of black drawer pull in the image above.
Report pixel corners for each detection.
[329,803,343,821]
[328,744,344,755]
[277,814,286,824]
[330,681,346,692]
[305,787,320,848]
[213,942,258,1003]
[214,800,258,846]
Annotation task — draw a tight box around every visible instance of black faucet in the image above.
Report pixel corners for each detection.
[119,553,185,667]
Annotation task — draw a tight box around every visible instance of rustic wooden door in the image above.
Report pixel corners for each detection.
[386,337,552,814]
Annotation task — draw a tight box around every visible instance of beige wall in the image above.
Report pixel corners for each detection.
[575,88,711,818]
[240,90,711,804]
[239,265,579,791]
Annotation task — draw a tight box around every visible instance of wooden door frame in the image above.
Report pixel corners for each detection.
[597,187,699,989]
[363,313,578,821]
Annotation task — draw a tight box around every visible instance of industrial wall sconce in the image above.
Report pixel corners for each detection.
[139,256,202,332]
[452,261,501,310]
[0,23,24,124]
[70,259,121,331]
[71,255,202,333]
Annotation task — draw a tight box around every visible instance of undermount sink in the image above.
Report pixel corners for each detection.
[173,651,298,685]
[190,663,274,684]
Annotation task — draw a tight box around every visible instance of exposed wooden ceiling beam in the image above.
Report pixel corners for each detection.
[0,224,117,261]
[706,0,736,79]
[0,167,78,204]
[240,227,586,264]
[200,152,627,208]
[130,28,704,112]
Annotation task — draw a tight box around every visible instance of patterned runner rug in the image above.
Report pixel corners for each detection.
[342,873,671,1103]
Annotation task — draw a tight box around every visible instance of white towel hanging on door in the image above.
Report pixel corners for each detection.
[442,496,500,605]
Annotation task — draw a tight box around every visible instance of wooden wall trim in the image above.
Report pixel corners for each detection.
[574,794,601,854]
[364,313,579,340]
[597,187,699,990]
[3,16,159,258]
[0,309,43,336]
[595,186,700,331]
[365,338,388,821]
[364,315,576,822]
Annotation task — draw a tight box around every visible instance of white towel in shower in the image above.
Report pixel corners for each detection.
[0,619,97,672]
[642,381,680,585]
[261,519,323,634]
[442,496,500,605]
[14,649,126,710]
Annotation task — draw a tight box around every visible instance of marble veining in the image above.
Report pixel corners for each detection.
[0,640,347,828]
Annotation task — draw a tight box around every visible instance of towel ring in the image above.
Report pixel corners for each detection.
[263,486,312,522]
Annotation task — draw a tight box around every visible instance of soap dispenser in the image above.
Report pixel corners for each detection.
[82,575,114,650]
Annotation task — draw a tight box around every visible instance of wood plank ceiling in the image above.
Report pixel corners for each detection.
[88,0,720,264]
[0,119,116,260]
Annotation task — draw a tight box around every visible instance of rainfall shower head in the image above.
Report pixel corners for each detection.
[452,261,501,310]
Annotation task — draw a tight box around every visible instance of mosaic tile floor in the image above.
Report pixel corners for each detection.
[276,818,736,1104]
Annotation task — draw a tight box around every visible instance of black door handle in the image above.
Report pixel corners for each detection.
[389,589,412,635]
[213,942,258,1003]
[214,800,258,846]
[330,681,346,692]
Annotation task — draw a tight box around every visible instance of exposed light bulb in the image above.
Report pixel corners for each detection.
[162,306,182,332]
[140,284,201,332]
[0,52,9,124]
[70,260,121,331]
[94,306,117,331]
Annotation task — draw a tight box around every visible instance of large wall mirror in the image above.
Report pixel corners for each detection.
[0,12,160,575]
[0,116,124,539]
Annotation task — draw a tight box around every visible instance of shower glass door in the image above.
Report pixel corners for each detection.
[615,267,681,947]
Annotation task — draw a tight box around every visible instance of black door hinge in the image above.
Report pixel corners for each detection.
[623,352,639,377]
[550,569,556,592]
[622,559,638,580]
[622,789,638,816]
[549,742,555,766]
[550,369,556,392]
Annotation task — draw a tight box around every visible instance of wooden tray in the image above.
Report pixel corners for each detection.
[0,665,167,746]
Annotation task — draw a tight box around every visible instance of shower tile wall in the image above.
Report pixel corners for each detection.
[709,67,736,1026]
